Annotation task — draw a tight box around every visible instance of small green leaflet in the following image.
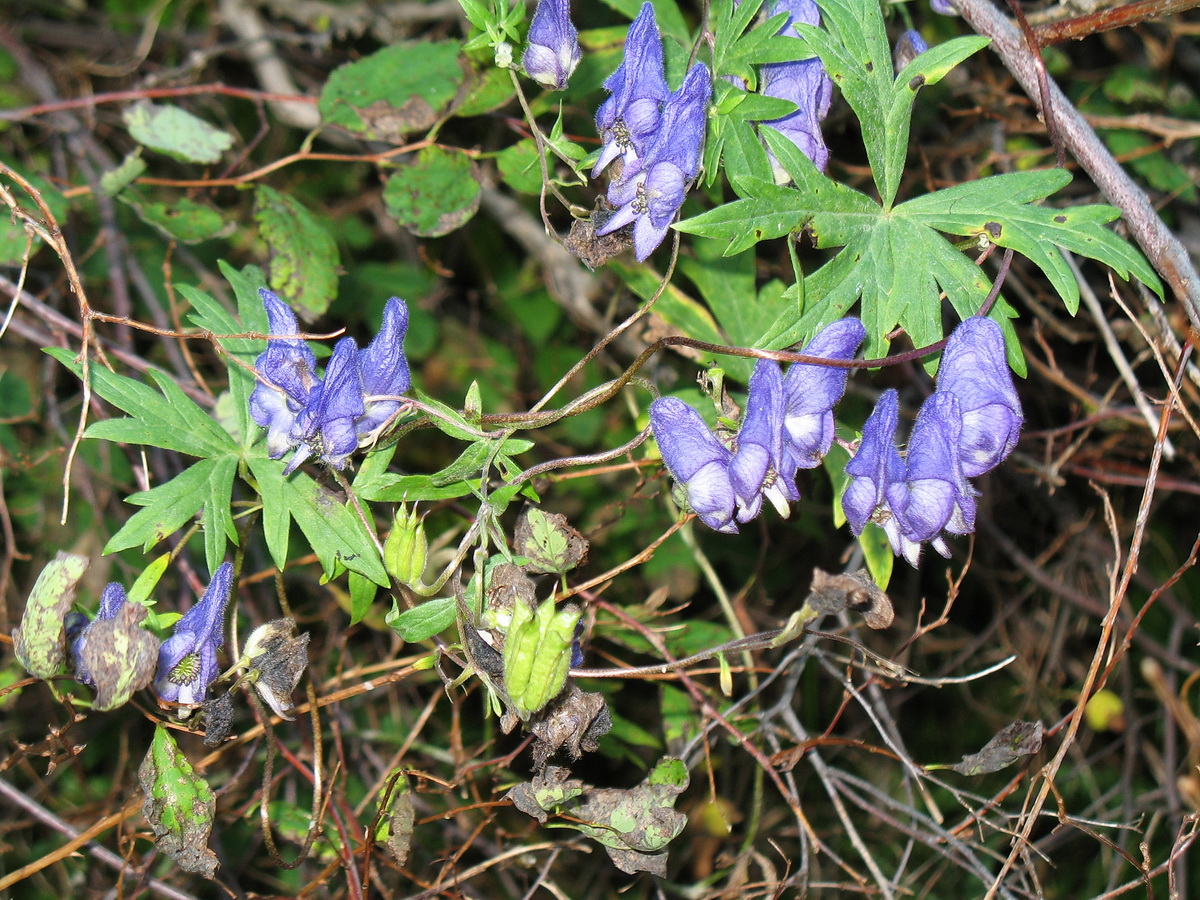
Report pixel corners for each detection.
[247,455,389,588]
[123,101,233,165]
[385,596,456,642]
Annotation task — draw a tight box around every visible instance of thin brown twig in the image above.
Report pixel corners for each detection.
[953,0,1200,327]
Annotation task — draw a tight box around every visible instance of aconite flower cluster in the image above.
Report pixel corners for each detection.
[591,3,713,260]
[651,317,1023,565]
[650,319,867,533]
[249,289,412,474]
[842,317,1022,565]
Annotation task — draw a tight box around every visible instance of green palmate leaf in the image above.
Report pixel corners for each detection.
[104,456,238,574]
[48,349,236,458]
[247,455,389,588]
[385,596,456,642]
[898,170,1164,311]
[14,552,90,679]
[254,186,340,322]
[384,147,482,238]
[122,101,233,165]
[319,42,464,141]
[679,130,1157,365]
[138,726,219,878]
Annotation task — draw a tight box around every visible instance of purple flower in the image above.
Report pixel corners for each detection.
[729,359,785,522]
[759,0,834,174]
[842,389,905,535]
[935,317,1023,478]
[523,0,581,90]
[250,293,413,473]
[597,63,712,260]
[69,582,128,686]
[650,397,737,533]
[250,289,319,459]
[894,29,929,73]
[593,2,670,177]
[154,563,233,707]
[286,338,365,474]
[886,392,977,548]
[931,0,957,15]
[780,318,866,477]
[355,297,412,444]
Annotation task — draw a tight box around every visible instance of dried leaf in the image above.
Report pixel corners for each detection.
[529,685,612,769]
[951,720,1044,776]
[78,602,160,711]
[515,508,589,575]
[508,757,689,876]
[806,567,894,629]
[242,618,310,719]
[376,770,415,865]
[138,726,219,878]
[201,693,234,747]
[505,766,584,824]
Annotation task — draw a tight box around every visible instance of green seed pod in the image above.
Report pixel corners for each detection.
[383,504,428,591]
[502,597,581,719]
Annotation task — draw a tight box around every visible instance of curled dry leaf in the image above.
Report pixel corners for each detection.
[806,567,894,629]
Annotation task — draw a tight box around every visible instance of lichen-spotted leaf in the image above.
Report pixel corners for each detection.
[138,725,219,878]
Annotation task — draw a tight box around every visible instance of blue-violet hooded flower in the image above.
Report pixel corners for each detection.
[759,0,834,175]
[728,359,785,522]
[286,337,365,474]
[780,318,866,478]
[935,316,1023,478]
[893,29,929,73]
[650,396,738,533]
[154,562,233,707]
[842,389,905,536]
[69,582,128,686]
[593,2,670,177]
[354,297,412,445]
[250,292,412,473]
[250,289,319,459]
[886,392,977,550]
[523,0,581,91]
[597,62,712,260]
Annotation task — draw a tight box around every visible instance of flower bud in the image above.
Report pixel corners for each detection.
[495,41,514,69]
[384,504,429,591]
[522,0,580,90]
